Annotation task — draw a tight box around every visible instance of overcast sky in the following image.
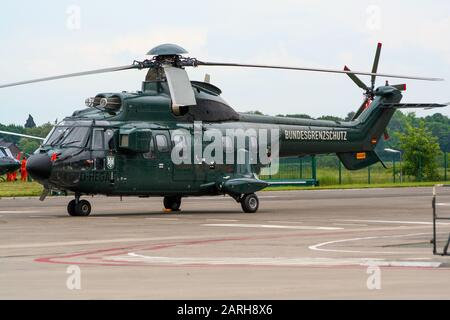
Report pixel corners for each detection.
[1,0,449,125]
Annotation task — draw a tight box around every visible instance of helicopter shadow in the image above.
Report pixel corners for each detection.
[91,209,253,218]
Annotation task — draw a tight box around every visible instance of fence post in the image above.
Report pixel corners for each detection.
[393,157,396,183]
[338,160,342,185]
[299,157,303,179]
[368,166,371,184]
[311,155,317,182]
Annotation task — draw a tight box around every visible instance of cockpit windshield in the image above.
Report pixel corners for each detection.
[43,126,90,148]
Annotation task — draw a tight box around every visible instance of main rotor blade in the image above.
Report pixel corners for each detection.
[371,43,382,88]
[391,84,407,91]
[196,61,444,81]
[344,66,368,90]
[163,65,197,108]
[0,130,45,141]
[0,64,138,89]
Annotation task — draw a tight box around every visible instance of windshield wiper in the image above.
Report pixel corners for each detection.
[50,128,71,147]
[60,140,83,148]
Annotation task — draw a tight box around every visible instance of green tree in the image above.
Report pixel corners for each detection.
[397,122,442,181]
[277,114,312,119]
[24,114,36,128]
[317,115,344,122]
[244,110,265,115]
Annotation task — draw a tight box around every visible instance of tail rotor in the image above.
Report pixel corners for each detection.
[344,43,407,122]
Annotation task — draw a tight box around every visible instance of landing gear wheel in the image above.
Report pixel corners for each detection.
[241,193,259,213]
[163,196,181,211]
[67,199,76,216]
[68,199,91,216]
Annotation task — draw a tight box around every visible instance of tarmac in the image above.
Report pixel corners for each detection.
[1,187,450,299]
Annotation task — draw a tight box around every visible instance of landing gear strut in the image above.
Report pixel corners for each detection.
[240,193,259,213]
[163,196,182,211]
[67,194,91,216]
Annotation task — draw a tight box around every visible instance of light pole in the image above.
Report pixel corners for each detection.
[384,148,402,183]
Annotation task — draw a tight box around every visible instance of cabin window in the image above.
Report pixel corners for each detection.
[156,135,169,152]
[143,137,155,159]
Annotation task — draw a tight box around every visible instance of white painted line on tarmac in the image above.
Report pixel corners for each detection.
[436,203,450,206]
[145,218,180,221]
[267,220,304,224]
[105,253,442,268]
[203,223,342,231]
[338,219,450,226]
[333,223,369,227]
[206,219,240,222]
[0,235,205,250]
[88,217,119,219]
[0,210,41,214]
[309,233,428,254]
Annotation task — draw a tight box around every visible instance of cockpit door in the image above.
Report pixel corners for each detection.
[142,130,172,191]
[89,127,117,191]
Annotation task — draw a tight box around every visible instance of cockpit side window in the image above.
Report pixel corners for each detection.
[92,129,104,150]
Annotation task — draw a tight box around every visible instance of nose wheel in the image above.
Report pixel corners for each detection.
[163,196,182,211]
[67,198,91,216]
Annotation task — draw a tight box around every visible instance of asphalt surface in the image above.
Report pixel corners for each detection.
[1,187,450,299]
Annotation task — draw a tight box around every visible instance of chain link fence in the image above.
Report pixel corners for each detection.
[261,152,449,186]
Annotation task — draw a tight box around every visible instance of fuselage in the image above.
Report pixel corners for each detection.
[27,80,402,197]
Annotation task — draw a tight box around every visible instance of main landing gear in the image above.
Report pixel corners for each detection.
[240,193,259,213]
[229,193,259,213]
[67,194,92,216]
[163,196,182,211]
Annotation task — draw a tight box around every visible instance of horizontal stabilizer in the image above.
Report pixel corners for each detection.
[380,103,448,109]
[337,150,385,171]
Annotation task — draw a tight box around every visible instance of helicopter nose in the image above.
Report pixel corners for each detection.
[26,154,52,181]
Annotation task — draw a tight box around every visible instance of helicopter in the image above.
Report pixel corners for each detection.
[0,130,44,178]
[0,146,20,178]
[0,43,447,216]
